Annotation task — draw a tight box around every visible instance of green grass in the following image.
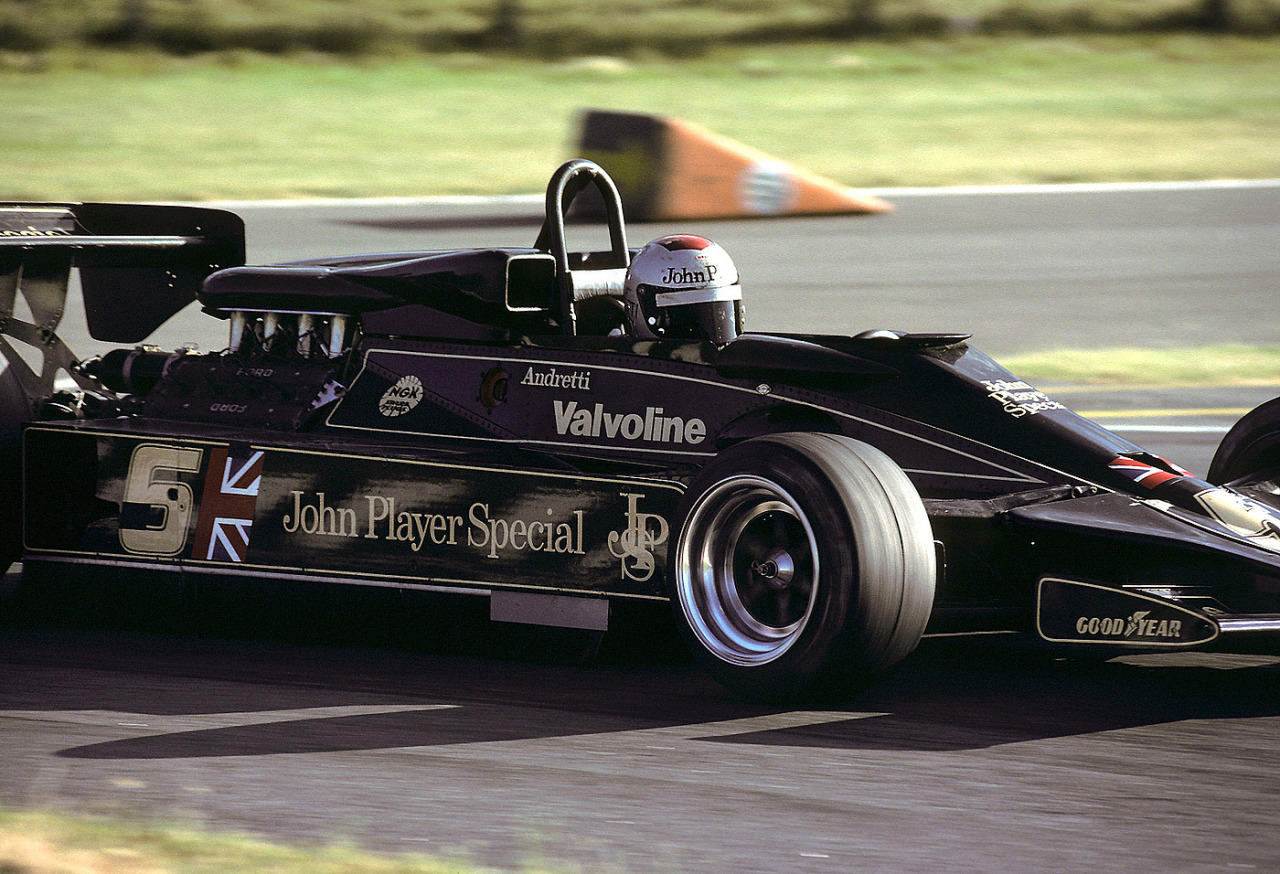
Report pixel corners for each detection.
[1,34,1278,201]
[1003,345,1280,386]
[3,0,1279,58]
[0,810,498,874]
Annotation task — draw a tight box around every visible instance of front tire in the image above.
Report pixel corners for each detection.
[1209,397,1280,484]
[670,433,936,700]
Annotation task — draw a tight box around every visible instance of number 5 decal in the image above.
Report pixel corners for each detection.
[120,444,204,556]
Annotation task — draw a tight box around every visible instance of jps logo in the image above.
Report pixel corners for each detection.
[379,375,424,417]
[608,492,669,583]
[1194,488,1280,553]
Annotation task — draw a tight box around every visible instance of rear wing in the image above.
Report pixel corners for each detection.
[0,202,243,401]
[1,202,244,341]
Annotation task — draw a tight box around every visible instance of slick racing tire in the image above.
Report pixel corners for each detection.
[669,433,936,701]
[0,361,29,574]
[1209,397,1280,485]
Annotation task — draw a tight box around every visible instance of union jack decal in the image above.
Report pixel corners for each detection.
[192,447,264,562]
[1108,455,1190,489]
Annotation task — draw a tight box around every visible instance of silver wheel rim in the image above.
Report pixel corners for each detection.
[676,475,820,667]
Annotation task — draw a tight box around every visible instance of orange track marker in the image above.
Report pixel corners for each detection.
[577,109,892,221]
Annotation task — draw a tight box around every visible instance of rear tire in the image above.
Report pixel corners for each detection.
[669,433,936,701]
[1209,397,1280,484]
[0,362,31,574]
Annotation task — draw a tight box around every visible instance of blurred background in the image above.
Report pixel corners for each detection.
[3,5,1280,871]
[1,0,1278,200]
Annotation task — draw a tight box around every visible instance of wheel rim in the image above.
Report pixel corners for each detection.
[676,475,820,666]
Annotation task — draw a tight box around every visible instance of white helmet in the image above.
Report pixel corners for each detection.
[623,234,743,344]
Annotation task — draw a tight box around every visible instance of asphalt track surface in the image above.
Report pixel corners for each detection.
[5,183,1280,871]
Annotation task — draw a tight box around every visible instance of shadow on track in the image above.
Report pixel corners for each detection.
[698,640,1280,752]
[4,570,1280,761]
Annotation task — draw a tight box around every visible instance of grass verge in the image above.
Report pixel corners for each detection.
[0,809,492,874]
[4,0,1280,58]
[1002,345,1280,386]
[1,34,1278,200]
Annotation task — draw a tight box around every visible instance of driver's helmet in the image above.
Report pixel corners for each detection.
[623,234,743,344]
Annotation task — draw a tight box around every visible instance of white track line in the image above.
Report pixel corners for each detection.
[870,178,1280,197]
[1104,424,1231,434]
[192,178,1280,210]
[202,193,544,210]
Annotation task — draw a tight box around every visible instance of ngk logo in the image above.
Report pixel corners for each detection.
[378,375,424,417]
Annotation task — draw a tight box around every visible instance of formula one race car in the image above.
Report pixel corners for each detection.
[4,160,1280,699]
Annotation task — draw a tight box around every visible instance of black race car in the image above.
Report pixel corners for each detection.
[4,160,1280,699]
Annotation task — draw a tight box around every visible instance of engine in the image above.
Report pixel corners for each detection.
[70,307,357,432]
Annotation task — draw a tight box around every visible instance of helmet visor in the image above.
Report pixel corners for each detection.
[658,299,743,345]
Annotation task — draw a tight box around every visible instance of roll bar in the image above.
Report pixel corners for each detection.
[533,160,630,335]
